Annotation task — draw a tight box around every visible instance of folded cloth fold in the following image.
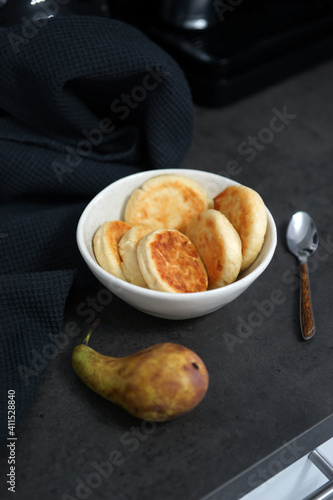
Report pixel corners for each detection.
[0,15,193,445]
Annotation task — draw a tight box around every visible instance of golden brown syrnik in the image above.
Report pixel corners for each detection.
[124,174,213,233]
[72,340,209,421]
[92,174,268,293]
[214,185,267,272]
[185,209,242,289]
[93,220,132,280]
[137,229,208,293]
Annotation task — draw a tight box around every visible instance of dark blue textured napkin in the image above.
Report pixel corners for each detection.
[0,15,193,445]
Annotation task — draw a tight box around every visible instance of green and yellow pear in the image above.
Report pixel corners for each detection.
[72,337,209,421]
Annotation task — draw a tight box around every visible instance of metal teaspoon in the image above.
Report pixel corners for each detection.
[286,211,318,340]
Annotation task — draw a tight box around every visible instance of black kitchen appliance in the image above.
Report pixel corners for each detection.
[110,0,333,106]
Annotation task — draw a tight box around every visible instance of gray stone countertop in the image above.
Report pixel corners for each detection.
[2,58,333,500]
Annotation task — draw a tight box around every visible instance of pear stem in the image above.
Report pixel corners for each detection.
[83,318,101,346]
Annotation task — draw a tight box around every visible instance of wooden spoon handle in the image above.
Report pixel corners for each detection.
[300,262,316,340]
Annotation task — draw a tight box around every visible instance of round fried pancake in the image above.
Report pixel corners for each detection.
[214,185,267,272]
[137,229,208,293]
[118,225,153,287]
[124,174,213,232]
[185,209,242,289]
[93,220,132,280]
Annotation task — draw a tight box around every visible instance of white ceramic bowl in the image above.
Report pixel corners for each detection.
[77,169,277,320]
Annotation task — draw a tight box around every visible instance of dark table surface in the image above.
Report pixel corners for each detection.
[2,58,333,500]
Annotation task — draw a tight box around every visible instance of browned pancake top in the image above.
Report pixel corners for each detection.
[214,185,267,271]
[148,230,207,293]
[185,209,242,289]
[105,220,132,265]
[214,186,250,248]
[192,213,226,284]
[124,174,212,232]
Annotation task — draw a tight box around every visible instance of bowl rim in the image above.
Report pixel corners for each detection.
[76,168,277,301]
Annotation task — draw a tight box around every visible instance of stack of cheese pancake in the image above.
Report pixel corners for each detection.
[93,174,267,293]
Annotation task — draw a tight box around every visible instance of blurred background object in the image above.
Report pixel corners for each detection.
[2,0,333,106]
[0,0,110,27]
[109,0,333,106]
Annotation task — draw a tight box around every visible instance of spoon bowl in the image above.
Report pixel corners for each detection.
[286,212,318,263]
[286,211,318,340]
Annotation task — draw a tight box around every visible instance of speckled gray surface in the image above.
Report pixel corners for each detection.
[2,59,333,500]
